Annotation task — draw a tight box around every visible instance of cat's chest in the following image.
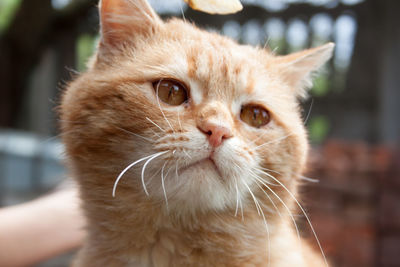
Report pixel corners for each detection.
[115,226,268,267]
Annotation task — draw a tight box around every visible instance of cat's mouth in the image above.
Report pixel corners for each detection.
[179,157,223,178]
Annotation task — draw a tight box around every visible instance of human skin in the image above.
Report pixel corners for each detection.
[0,188,85,267]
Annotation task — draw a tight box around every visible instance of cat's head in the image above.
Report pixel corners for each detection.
[61,0,333,215]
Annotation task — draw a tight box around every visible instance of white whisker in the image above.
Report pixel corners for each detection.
[231,163,245,221]
[155,81,175,133]
[179,0,186,22]
[177,109,183,132]
[149,128,161,138]
[161,161,169,210]
[115,126,154,142]
[298,175,319,183]
[304,98,314,125]
[259,166,282,175]
[271,46,279,55]
[241,179,271,267]
[253,179,283,218]
[248,131,269,147]
[182,149,192,159]
[113,153,161,197]
[251,171,302,250]
[146,117,166,133]
[253,133,293,151]
[260,170,328,267]
[234,180,240,217]
[263,36,271,49]
[37,129,77,146]
[175,162,179,179]
[239,192,244,221]
[141,151,169,196]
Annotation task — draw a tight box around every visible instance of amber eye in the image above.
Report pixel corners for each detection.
[240,104,271,128]
[153,79,188,106]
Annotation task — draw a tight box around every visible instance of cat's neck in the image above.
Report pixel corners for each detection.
[78,187,277,266]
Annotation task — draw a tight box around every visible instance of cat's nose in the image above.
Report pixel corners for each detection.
[199,121,233,147]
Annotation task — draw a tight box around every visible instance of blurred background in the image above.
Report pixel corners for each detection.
[0,0,399,266]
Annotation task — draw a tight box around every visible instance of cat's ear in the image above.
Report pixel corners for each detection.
[99,0,162,49]
[275,43,334,99]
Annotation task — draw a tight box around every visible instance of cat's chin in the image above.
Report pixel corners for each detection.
[154,158,238,213]
[179,158,223,178]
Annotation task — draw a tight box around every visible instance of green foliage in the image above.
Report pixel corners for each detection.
[76,34,97,71]
[308,115,330,144]
[311,73,330,97]
[0,0,21,33]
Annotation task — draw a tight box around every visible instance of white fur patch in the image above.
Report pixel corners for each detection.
[188,80,203,105]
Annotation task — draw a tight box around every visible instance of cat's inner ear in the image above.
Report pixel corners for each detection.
[99,0,162,48]
[275,43,335,99]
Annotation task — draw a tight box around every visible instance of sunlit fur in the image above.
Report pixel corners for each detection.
[60,0,334,266]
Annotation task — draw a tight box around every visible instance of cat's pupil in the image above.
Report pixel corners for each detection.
[168,87,174,98]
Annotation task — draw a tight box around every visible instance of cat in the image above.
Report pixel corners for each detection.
[60,0,334,266]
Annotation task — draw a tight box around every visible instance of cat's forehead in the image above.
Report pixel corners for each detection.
[124,20,284,110]
[184,41,269,102]
[154,25,275,104]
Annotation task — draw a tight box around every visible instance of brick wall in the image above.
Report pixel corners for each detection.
[301,141,399,267]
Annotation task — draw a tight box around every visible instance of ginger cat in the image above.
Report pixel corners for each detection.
[60,0,334,266]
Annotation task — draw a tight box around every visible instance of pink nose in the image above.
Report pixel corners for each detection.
[199,122,233,147]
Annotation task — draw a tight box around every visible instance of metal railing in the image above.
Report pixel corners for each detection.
[0,130,65,207]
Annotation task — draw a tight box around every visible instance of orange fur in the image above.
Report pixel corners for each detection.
[60,0,334,266]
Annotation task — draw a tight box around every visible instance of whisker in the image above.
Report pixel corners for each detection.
[271,46,279,55]
[143,164,163,185]
[260,170,328,267]
[182,149,192,159]
[234,180,240,217]
[155,81,175,133]
[241,179,260,215]
[241,180,271,267]
[231,163,245,221]
[253,179,283,218]
[113,153,162,197]
[175,162,179,179]
[177,109,183,132]
[303,98,314,125]
[253,133,293,151]
[164,164,174,178]
[298,175,319,183]
[141,151,170,196]
[146,117,166,133]
[161,161,169,211]
[149,128,162,138]
[179,0,186,22]
[263,36,271,49]
[239,192,244,221]
[251,172,302,250]
[255,167,281,186]
[247,130,270,147]
[115,126,154,142]
[36,129,77,146]
[259,166,282,176]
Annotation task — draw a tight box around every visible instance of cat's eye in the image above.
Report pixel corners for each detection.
[240,104,270,128]
[153,79,188,106]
